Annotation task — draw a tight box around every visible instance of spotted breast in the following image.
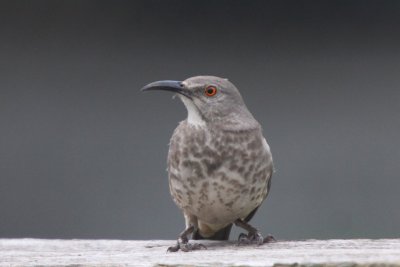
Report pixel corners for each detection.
[168,120,273,235]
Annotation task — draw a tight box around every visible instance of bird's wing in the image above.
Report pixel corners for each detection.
[245,137,273,222]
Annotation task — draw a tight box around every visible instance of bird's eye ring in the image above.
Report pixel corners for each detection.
[205,86,218,97]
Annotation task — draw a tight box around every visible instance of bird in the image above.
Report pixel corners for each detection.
[141,76,274,252]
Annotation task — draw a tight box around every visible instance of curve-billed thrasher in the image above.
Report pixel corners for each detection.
[142,76,274,252]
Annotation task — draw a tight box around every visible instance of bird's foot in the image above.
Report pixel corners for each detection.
[167,242,180,252]
[180,242,207,252]
[167,241,207,252]
[167,225,206,252]
[238,231,264,245]
[238,232,276,245]
[235,218,277,246]
[263,234,277,243]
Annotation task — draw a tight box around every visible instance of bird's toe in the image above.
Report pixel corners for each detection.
[238,231,266,246]
[181,242,207,252]
[238,232,251,245]
[263,234,277,243]
[252,232,264,245]
[167,242,207,252]
[166,242,180,252]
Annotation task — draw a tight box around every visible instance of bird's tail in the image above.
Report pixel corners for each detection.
[192,206,260,240]
[192,223,233,240]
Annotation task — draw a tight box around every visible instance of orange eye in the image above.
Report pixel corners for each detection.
[205,85,217,97]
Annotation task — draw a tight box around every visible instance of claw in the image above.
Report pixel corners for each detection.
[251,232,264,245]
[180,242,207,252]
[168,225,207,252]
[192,243,207,250]
[234,219,276,246]
[238,233,250,245]
[263,234,277,243]
[167,241,207,252]
[180,244,190,252]
[238,231,264,245]
[167,243,180,252]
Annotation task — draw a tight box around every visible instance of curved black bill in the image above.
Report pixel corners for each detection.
[141,80,186,94]
[141,80,193,99]
[141,80,192,99]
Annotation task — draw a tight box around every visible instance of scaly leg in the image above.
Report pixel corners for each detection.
[167,225,207,252]
[234,219,276,245]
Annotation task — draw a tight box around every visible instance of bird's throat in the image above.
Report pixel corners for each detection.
[179,96,206,127]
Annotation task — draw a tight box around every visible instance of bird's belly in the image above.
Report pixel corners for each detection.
[169,166,271,225]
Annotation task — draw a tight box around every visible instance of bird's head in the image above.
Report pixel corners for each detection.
[142,76,257,128]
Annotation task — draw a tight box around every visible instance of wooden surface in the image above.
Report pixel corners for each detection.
[1,239,400,267]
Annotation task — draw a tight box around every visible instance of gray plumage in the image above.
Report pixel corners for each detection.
[142,76,274,251]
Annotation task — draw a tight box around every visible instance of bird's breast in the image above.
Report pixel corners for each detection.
[167,122,273,225]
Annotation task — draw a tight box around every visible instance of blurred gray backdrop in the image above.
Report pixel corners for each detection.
[1,0,399,240]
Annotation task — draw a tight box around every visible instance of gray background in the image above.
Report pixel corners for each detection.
[1,1,399,240]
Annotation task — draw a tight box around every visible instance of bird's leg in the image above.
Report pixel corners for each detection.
[167,225,193,252]
[235,219,263,245]
[167,225,207,252]
[235,219,276,245]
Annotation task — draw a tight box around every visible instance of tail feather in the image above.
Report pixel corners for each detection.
[192,205,262,241]
[192,223,233,240]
